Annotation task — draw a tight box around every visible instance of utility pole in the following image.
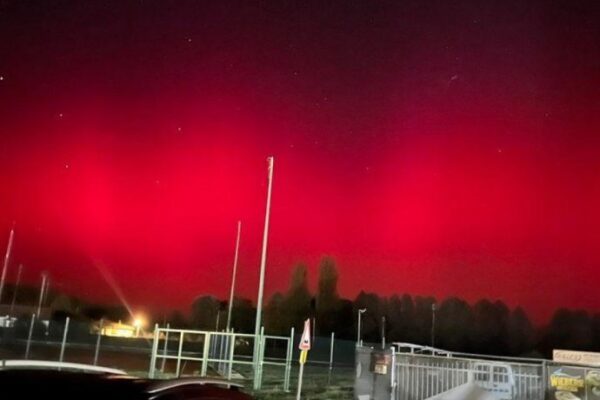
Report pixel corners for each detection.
[0,228,15,304]
[254,157,274,342]
[226,221,241,331]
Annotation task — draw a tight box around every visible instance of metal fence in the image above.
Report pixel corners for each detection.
[148,325,294,391]
[0,314,155,367]
[394,353,544,400]
[1,315,357,394]
[356,344,549,400]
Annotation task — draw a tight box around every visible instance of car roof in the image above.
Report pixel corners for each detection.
[0,369,250,400]
[0,369,147,399]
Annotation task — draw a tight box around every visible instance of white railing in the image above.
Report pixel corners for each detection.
[148,326,294,391]
[393,352,544,400]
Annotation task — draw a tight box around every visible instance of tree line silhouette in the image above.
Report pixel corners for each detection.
[7,257,599,359]
[182,257,600,359]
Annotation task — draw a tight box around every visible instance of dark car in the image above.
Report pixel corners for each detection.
[0,361,253,400]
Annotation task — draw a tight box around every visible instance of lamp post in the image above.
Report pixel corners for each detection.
[134,318,142,337]
[253,157,274,375]
[226,221,241,331]
[431,303,436,348]
[254,157,274,337]
[357,308,366,347]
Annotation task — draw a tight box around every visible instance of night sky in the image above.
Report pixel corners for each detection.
[1,1,599,323]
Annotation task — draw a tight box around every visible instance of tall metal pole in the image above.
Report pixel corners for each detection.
[431,303,436,348]
[93,319,104,366]
[59,317,70,364]
[9,263,23,315]
[37,273,48,318]
[0,228,15,304]
[42,276,50,306]
[25,313,35,359]
[226,221,241,331]
[254,157,274,359]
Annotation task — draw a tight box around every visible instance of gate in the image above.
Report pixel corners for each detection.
[355,343,546,400]
[148,325,293,391]
[394,352,544,400]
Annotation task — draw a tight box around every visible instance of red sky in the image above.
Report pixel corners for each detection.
[0,1,599,324]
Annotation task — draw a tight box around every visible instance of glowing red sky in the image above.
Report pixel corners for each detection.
[1,1,599,323]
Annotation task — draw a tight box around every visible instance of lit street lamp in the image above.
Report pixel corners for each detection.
[133,316,145,337]
[357,308,367,347]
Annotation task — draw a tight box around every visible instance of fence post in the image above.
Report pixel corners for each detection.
[201,332,211,376]
[329,332,335,371]
[93,319,103,366]
[24,313,35,359]
[219,331,226,374]
[284,326,294,392]
[227,330,236,380]
[175,330,184,377]
[212,332,218,361]
[160,323,170,372]
[148,323,159,378]
[390,346,397,399]
[542,360,548,399]
[253,327,265,390]
[327,331,335,385]
[259,326,265,389]
[59,317,70,364]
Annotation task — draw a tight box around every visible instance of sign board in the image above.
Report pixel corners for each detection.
[298,318,311,351]
[548,365,600,400]
[370,352,392,375]
[554,350,600,367]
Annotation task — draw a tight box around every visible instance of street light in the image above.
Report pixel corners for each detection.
[357,308,367,347]
[133,315,146,337]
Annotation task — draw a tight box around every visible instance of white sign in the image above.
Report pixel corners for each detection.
[298,318,311,351]
[553,349,600,366]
